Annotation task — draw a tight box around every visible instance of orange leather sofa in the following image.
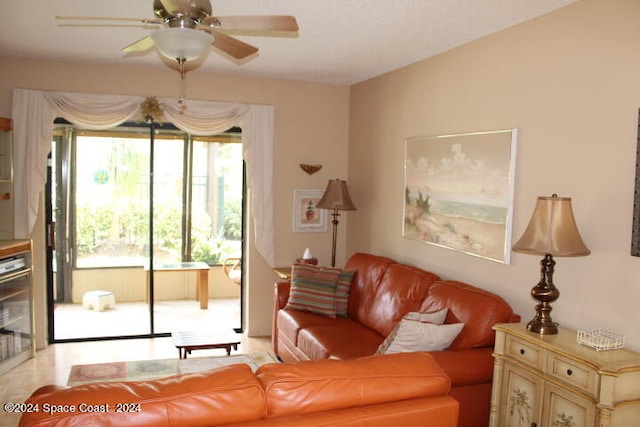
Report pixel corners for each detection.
[20,352,458,427]
[273,252,520,427]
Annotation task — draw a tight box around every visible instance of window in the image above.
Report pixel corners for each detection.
[54,122,243,269]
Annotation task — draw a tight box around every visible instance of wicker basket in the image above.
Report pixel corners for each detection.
[577,329,625,351]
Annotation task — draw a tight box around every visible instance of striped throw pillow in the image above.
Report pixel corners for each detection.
[286,264,342,317]
[335,270,355,317]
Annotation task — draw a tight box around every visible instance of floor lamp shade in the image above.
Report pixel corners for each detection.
[512,194,590,334]
[316,180,357,211]
[316,179,357,267]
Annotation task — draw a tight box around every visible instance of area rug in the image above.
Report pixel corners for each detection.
[67,351,278,386]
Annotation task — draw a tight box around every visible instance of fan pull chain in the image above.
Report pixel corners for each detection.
[177,57,187,104]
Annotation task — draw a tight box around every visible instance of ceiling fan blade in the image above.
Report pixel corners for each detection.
[58,24,159,29]
[56,16,161,25]
[208,29,258,60]
[122,36,155,55]
[208,15,298,33]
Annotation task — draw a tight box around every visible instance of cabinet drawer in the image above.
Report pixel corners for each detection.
[505,335,545,370]
[547,353,598,395]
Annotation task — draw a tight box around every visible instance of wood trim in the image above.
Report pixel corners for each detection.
[0,240,31,259]
[0,117,12,132]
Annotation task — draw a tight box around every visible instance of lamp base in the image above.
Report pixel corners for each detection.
[527,253,560,335]
[328,209,340,267]
[527,319,558,335]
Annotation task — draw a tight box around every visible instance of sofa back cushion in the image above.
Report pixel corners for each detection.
[361,264,441,336]
[20,364,266,427]
[344,252,395,317]
[256,352,451,418]
[419,280,515,350]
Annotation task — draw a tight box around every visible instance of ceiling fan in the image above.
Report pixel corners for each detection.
[57,0,298,101]
[57,0,299,62]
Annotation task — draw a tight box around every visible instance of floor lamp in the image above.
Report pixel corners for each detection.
[316,179,357,267]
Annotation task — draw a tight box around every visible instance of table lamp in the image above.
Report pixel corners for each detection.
[512,194,590,334]
[316,179,357,267]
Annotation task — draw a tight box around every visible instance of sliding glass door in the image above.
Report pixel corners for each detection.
[47,122,243,342]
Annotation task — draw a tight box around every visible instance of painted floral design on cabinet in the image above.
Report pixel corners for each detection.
[509,387,531,426]
[554,413,575,427]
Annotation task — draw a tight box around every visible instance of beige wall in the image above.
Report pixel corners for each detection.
[0,58,350,343]
[5,0,639,351]
[348,0,640,350]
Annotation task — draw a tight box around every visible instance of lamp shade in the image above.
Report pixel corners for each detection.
[151,28,213,61]
[316,179,357,211]
[512,195,590,257]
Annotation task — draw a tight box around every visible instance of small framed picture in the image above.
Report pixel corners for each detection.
[293,189,327,232]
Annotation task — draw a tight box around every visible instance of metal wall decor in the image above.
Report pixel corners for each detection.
[300,164,322,175]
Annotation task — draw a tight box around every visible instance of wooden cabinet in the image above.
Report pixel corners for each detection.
[490,323,640,427]
[0,117,13,240]
[0,240,35,375]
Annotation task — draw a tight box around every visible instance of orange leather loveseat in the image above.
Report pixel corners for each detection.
[20,352,458,427]
[273,252,519,427]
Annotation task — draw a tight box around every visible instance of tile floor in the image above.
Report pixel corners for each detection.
[0,297,271,427]
[53,298,242,340]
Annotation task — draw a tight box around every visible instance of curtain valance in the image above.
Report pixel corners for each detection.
[12,88,275,266]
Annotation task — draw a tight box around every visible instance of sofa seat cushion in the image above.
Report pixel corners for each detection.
[277,308,356,347]
[20,364,266,427]
[297,322,384,360]
[256,352,452,418]
[420,280,515,350]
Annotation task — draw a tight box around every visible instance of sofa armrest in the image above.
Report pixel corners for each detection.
[272,281,291,355]
[274,281,291,310]
[429,347,494,387]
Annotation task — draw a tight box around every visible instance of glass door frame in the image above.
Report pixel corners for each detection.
[46,121,245,343]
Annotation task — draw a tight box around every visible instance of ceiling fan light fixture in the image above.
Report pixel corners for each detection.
[150,27,213,61]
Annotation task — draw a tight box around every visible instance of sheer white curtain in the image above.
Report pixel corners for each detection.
[11,88,275,266]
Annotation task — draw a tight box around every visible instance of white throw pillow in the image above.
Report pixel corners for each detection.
[403,308,448,325]
[380,319,464,354]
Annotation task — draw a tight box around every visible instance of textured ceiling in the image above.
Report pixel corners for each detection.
[0,0,577,85]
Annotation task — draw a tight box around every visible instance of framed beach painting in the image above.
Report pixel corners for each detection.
[403,129,518,264]
[293,189,327,232]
